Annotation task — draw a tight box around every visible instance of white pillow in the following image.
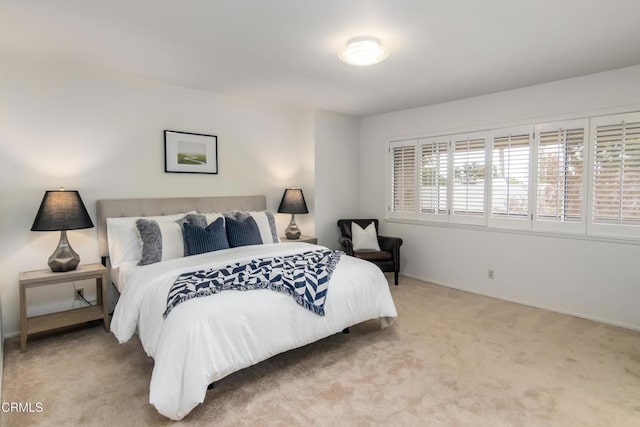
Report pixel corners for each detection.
[351,222,380,251]
[248,211,280,243]
[106,212,192,268]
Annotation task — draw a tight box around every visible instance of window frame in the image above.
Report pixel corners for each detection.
[487,125,534,231]
[388,139,418,220]
[417,136,450,223]
[532,119,589,235]
[385,111,640,242]
[449,131,489,226]
[587,112,640,238]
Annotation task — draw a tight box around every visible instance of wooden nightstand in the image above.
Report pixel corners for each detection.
[19,263,110,351]
[280,235,318,244]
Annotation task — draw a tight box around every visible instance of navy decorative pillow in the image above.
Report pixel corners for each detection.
[224,210,279,243]
[225,216,263,248]
[183,217,230,255]
[176,213,208,256]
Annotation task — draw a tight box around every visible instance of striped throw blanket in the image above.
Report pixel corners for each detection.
[163,249,343,318]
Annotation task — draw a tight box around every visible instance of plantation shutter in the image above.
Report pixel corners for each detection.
[533,120,587,233]
[490,127,533,229]
[592,115,640,227]
[418,137,448,218]
[451,132,487,225]
[390,140,417,214]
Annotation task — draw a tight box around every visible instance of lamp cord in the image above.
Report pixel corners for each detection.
[78,292,93,306]
[73,281,93,307]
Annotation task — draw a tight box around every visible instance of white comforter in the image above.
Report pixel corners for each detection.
[111,242,397,420]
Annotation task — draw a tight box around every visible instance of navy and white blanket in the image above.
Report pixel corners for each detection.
[163,249,343,319]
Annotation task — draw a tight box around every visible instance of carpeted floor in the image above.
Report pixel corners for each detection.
[3,275,640,426]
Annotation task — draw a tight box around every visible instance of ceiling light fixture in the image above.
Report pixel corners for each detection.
[338,37,388,66]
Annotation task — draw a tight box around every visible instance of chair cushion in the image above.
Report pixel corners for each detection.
[354,250,393,261]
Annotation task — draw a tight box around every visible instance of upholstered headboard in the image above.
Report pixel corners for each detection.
[96,195,267,258]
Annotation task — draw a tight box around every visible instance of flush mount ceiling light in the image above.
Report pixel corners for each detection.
[338,37,389,66]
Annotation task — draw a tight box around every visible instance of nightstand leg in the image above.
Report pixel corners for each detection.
[98,273,110,332]
[20,284,27,351]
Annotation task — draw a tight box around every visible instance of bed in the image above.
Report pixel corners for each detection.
[97,195,397,420]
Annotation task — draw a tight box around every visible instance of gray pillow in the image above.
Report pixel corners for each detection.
[137,216,196,265]
[183,213,207,228]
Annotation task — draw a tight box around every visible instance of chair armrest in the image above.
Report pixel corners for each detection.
[338,237,354,256]
[378,235,403,253]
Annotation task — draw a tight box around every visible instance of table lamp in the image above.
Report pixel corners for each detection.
[31,189,94,272]
[277,188,309,239]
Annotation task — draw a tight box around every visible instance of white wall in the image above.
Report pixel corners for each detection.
[314,110,360,248]
[0,53,316,335]
[0,289,3,398]
[360,65,640,330]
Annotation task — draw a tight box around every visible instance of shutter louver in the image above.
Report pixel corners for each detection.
[419,138,448,215]
[452,135,486,218]
[593,120,640,225]
[390,142,416,213]
[536,126,585,223]
[491,130,531,219]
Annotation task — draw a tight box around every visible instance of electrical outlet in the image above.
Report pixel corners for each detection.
[75,288,85,301]
[488,270,495,279]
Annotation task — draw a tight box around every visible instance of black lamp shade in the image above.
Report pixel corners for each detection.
[31,190,94,231]
[277,188,309,214]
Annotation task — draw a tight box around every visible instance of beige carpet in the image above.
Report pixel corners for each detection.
[3,276,640,426]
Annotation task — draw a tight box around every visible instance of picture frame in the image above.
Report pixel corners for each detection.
[164,130,218,174]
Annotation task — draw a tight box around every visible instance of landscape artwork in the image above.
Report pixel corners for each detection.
[164,130,218,174]
[177,141,207,165]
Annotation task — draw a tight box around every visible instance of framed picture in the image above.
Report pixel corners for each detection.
[164,130,218,174]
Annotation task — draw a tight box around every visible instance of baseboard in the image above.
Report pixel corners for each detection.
[401,273,640,332]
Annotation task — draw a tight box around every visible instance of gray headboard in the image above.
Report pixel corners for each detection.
[96,195,267,257]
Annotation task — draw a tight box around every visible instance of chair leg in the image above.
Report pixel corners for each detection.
[394,271,399,286]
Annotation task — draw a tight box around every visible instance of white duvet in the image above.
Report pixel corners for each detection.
[111,242,397,420]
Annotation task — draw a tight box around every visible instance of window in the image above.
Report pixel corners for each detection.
[418,137,449,220]
[489,127,533,229]
[533,120,588,234]
[386,111,640,241]
[451,132,487,225]
[389,140,417,215]
[589,113,640,237]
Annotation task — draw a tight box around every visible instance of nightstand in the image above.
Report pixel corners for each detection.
[19,263,110,351]
[280,235,318,244]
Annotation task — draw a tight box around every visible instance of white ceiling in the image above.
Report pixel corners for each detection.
[2,0,640,116]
